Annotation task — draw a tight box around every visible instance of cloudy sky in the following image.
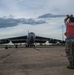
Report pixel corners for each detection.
[0,0,74,40]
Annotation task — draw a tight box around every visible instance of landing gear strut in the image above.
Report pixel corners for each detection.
[15,45,18,48]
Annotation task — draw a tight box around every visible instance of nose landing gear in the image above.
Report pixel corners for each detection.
[26,44,35,48]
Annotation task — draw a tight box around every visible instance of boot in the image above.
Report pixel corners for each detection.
[67,65,74,69]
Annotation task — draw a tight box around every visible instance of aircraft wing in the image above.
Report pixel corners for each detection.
[0,35,65,45]
[35,36,50,43]
[0,39,10,44]
[8,35,27,43]
[35,36,65,44]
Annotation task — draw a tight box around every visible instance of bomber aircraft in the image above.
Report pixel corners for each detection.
[0,32,65,48]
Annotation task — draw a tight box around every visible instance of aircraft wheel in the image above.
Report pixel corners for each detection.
[33,45,35,47]
[15,45,18,48]
[5,45,8,49]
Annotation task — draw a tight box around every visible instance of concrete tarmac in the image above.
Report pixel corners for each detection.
[0,46,74,75]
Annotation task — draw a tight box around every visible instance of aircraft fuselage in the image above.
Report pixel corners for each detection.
[26,32,36,47]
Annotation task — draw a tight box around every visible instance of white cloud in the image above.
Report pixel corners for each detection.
[0,17,65,40]
[0,0,74,18]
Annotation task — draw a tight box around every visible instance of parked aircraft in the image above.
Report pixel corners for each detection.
[0,32,65,48]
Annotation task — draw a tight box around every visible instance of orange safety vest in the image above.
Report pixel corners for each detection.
[65,22,74,37]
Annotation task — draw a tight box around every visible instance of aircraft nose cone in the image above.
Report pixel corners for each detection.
[31,36,33,40]
[29,36,34,43]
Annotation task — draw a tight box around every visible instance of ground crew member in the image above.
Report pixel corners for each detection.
[64,14,74,69]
